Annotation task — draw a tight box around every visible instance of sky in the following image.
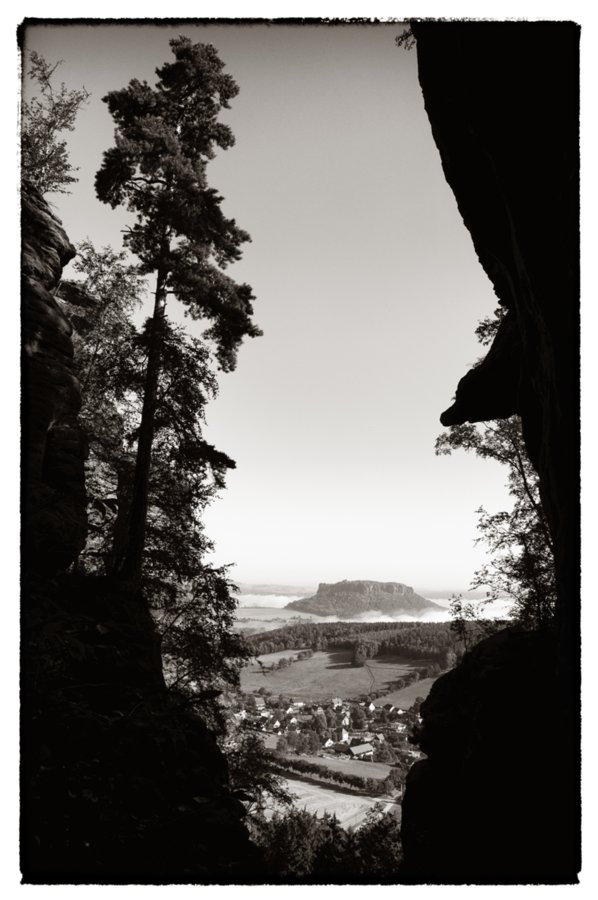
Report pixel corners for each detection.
[22,20,531,592]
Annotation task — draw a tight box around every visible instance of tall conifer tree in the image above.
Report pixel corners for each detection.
[96,37,260,582]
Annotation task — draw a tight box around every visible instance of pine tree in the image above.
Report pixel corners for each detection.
[59,243,247,726]
[95,36,260,583]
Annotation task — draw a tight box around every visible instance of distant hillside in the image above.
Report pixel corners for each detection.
[286,580,441,618]
[237,583,315,597]
[415,588,489,600]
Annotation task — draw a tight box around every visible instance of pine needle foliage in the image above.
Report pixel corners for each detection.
[95,36,261,581]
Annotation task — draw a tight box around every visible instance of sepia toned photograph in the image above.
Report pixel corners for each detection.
[19,13,581,886]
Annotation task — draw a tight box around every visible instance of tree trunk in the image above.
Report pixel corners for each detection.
[118,267,168,584]
[107,459,134,575]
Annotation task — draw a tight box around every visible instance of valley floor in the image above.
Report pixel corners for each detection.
[269,776,401,830]
[373,676,437,708]
[241,648,432,701]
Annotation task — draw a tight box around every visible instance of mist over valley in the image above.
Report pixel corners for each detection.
[234,586,514,631]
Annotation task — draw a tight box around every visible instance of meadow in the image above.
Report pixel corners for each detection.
[240,648,430,700]
[295,754,392,780]
[373,676,437,709]
[270,777,401,829]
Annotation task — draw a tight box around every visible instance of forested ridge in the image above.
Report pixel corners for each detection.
[246,619,487,663]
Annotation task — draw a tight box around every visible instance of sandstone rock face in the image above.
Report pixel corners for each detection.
[22,575,262,883]
[401,628,577,883]
[287,579,437,617]
[399,22,580,883]
[21,185,262,882]
[22,180,88,575]
[412,21,580,637]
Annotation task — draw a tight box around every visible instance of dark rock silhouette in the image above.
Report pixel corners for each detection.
[21,182,261,883]
[21,181,88,574]
[402,628,576,883]
[287,579,438,617]
[400,21,580,884]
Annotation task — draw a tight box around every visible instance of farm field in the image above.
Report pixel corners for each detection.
[295,754,392,780]
[373,676,437,709]
[252,648,310,664]
[270,777,401,829]
[262,733,279,750]
[240,649,428,700]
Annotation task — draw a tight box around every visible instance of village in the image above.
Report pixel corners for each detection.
[223,640,438,824]
[229,690,425,772]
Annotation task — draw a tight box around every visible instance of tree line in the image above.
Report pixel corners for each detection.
[248,619,473,664]
[268,755,403,797]
[252,806,403,882]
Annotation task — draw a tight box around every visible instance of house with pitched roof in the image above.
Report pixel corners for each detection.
[349,742,374,760]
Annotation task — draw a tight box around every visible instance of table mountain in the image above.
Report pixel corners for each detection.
[286,580,440,617]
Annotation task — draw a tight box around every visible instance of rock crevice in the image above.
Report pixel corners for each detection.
[399,22,580,884]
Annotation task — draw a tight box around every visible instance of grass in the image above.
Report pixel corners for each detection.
[262,733,279,750]
[240,649,427,700]
[251,648,308,664]
[293,753,392,780]
[373,676,437,709]
[270,777,401,829]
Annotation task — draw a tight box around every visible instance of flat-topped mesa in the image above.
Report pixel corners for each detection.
[286,579,440,618]
[319,580,414,595]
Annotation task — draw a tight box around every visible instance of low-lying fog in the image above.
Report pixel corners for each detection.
[235,593,515,625]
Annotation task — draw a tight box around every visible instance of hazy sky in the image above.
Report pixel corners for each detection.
[23,20,516,591]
